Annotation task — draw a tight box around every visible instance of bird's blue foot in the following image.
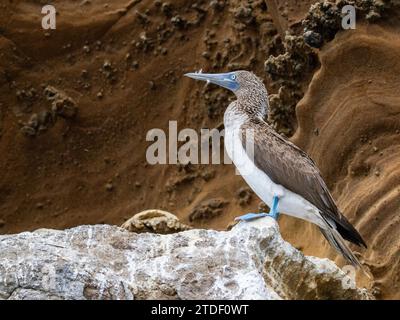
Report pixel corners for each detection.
[235,196,280,222]
[235,212,279,221]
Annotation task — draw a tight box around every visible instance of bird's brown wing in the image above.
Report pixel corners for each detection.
[239,119,366,247]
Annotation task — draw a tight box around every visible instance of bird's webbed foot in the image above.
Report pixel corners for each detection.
[235,196,280,222]
[234,212,271,221]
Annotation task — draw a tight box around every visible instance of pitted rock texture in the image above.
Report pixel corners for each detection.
[0,219,372,300]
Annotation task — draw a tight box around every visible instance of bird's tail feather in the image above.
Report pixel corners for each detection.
[319,226,362,268]
[319,218,372,279]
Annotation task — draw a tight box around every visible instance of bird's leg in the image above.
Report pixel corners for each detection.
[268,196,280,220]
[235,196,280,222]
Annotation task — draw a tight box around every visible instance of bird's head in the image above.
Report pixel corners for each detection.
[184,70,268,116]
[184,70,265,96]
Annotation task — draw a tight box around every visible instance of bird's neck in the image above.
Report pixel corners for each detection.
[235,88,269,119]
[224,96,269,132]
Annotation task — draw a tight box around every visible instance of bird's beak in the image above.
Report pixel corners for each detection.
[184,71,239,92]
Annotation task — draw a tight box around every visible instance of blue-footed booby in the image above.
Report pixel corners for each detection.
[185,70,367,267]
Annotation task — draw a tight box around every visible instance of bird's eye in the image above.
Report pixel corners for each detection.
[231,74,236,80]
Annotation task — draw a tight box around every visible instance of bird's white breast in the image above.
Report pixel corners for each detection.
[223,114,325,228]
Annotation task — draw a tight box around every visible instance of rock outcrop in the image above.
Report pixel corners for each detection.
[0,218,372,300]
[121,209,191,234]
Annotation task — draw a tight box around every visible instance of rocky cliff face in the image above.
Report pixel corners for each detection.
[0,218,372,300]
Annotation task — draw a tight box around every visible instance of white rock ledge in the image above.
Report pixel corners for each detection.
[0,218,372,300]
